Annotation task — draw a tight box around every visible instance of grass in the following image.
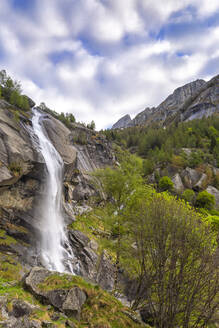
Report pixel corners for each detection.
[38,273,143,328]
[0,251,143,328]
[0,229,18,247]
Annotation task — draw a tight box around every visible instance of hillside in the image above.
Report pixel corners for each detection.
[112,74,219,129]
[0,71,218,328]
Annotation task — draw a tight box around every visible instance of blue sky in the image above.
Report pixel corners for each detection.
[0,0,218,129]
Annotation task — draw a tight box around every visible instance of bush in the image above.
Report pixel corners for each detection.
[182,189,196,204]
[142,159,154,176]
[196,190,215,210]
[158,176,174,192]
[204,215,219,231]
[127,192,219,327]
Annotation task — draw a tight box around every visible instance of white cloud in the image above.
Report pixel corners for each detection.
[0,0,218,129]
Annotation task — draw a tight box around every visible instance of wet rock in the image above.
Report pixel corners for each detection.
[42,116,77,165]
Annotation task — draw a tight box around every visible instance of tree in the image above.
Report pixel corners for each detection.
[94,155,143,291]
[158,176,174,192]
[87,120,96,130]
[22,96,30,111]
[66,113,75,123]
[196,190,215,210]
[126,192,219,328]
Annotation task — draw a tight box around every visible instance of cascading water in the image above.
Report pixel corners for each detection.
[31,110,75,273]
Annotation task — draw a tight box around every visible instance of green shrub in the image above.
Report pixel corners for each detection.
[158,176,174,192]
[182,189,196,204]
[142,159,154,176]
[204,215,219,231]
[196,190,215,210]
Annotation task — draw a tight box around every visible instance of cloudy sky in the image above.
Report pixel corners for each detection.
[0,0,218,129]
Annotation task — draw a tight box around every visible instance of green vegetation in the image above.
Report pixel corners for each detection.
[73,154,219,328]
[0,251,142,328]
[182,188,196,204]
[8,161,22,176]
[0,69,30,111]
[87,120,96,130]
[104,115,219,169]
[158,175,174,191]
[196,190,215,210]
[39,273,143,328]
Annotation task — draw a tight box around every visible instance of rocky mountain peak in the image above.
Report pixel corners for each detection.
[112,114,131,129]
[111,74,219,129]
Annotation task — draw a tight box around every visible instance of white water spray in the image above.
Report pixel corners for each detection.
[32,110,74,273]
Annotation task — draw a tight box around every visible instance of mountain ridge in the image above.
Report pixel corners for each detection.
[112,74,219,129]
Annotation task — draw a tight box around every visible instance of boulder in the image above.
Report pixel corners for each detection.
[1,317,41,328]
[181,168,202,189]
[10,299,35,318]
[24,267,87,320]
[193,173,207,191]
[172,173,184,193]
[62,287,87,319]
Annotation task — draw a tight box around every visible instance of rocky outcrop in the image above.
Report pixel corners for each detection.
[69,229,115,291]
[24,267,87,320]
[111,74,219,128]
[112,114,131,129]
[0,100,114,273]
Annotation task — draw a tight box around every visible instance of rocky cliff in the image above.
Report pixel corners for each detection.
[0,98,123,303]
[112,74,219,128]
[0,100,143,327]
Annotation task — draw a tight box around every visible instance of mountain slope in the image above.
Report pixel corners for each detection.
[112,74,219,129]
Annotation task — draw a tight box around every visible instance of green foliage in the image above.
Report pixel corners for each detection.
[142,159,154,176]
[203,215,219,231]
[158,176,174,191]
[196,190,215,210]
[87,120,96,130]
[0,70,31,111]
[104,115,219,170]
[182,188,196,204]
[126,191,218,327]
[38,103,76,128]
[74,131,87,145]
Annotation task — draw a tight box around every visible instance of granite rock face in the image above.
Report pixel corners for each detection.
[112,114,131,129]
[111,74,219,128]
[0,101,114,279]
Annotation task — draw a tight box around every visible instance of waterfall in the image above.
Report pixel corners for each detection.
[31,110,75,273]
